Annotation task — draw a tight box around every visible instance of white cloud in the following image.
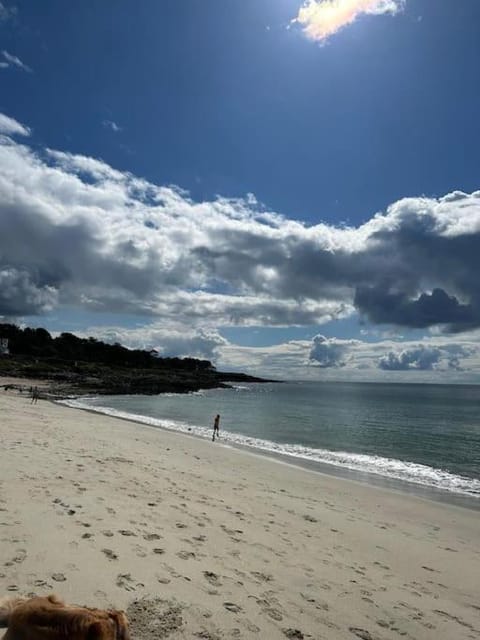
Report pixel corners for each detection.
[54,320,480,380]
[293,0,405,42]
[220,334,479,380]
[309,334,359,367]
[2,112,480,342]
[102,120,122,133]
[1,50,32,72]
[0,112,30,136]
[219,334,479,380]
[380,346,446,371]
[77,325,227,362]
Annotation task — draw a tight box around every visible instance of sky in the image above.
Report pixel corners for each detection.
[1,0,480,382]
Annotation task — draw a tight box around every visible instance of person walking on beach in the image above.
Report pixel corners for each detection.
[31,386,39,404]
[212,414,220,441]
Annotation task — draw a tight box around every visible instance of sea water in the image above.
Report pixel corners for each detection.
[62,381,480,509]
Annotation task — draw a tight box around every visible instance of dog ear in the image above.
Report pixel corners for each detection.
[46,594,64,606]
[0,596,26,627]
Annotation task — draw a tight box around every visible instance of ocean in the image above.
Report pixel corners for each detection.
[62,381,480,509]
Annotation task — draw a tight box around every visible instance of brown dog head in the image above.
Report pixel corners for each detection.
[86,612,130,640]
[108,611,131,640]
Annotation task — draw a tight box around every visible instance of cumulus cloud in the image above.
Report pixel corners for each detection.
[212,334,479,379]
[293,0,405,42]
[55,319,480,380]
[309,334,358,367]
[2,112,480,336]
[78,325,227,361]
[0,268,58,315]
[0,124,352,323]
[0,113,30,136]
[1,50,32,72]
[354,287,477,330]
[378,344,473,371]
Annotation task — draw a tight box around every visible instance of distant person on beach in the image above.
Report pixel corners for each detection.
[31,386,39,404]
[212,414,220,441]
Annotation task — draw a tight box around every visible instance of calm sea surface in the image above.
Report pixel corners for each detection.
[63,381,480,508]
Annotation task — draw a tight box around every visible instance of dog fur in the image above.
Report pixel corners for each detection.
[0,594,131,640]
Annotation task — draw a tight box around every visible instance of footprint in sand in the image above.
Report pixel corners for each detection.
[253,596,283,621]
[102,549,118,561]
[33,579,52,588]
[376,620,391,629]
[118,529,136,537]
[300,593,316,604]
[12,549,27,564]
[251,571,273,583]
[282,630,304,639]
[51,573,66,582]
[143,533,161,541]
[203,571,222,586]
[176,550,195,560]
[433,609,476,632]
[223,602,242,613]
[421,565,440,573]
[116,573,143,592]
[349,628,374,640]
[302,514,318,523]
[193,535,207,543]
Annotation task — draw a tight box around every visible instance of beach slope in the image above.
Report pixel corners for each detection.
[0,389,478,639]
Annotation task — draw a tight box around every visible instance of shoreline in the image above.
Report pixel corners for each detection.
[60,394,480,513]
[1,387,479,639]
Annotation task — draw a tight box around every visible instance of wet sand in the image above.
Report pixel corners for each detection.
[0,386,479,639]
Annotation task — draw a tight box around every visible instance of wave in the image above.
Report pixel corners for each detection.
[59,397,480,499]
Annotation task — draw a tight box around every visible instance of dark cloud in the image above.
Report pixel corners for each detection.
[0,268,57,315]
[350,197,480,331]
[354,287,478,330]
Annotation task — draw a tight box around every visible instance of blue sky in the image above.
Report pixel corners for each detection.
[1,0,480,380]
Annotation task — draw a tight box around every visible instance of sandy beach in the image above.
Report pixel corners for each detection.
[0,385,479,640]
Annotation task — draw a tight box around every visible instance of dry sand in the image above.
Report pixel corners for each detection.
[0,384,479,639]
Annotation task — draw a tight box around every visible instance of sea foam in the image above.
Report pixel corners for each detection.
[59,397,480,499]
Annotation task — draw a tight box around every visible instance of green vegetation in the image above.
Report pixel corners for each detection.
[0,324,269,396]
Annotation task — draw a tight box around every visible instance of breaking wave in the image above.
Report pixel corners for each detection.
[59,397,480,499]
